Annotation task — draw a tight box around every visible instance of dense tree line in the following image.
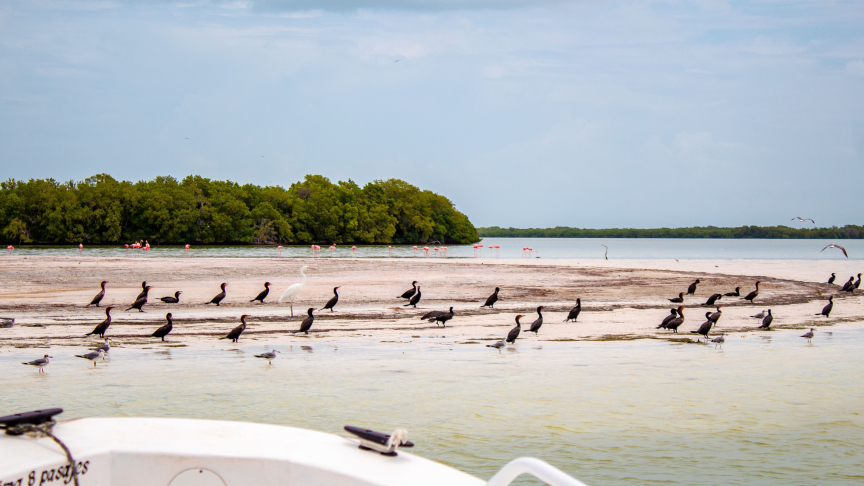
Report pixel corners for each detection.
[478,225,864,239]
[0,174,478,245]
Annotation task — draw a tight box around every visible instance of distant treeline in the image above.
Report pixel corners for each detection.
[0,174,478,245]
[478,225,864,239]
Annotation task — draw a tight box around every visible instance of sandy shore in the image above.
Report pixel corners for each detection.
[0,256,861,348]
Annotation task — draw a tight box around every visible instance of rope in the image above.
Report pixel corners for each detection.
[5,421,80,486]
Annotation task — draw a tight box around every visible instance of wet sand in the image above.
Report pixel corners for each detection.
[0,256,861,348]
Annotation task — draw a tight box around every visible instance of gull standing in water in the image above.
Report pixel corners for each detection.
[801,328,815,342]
[22,355,53,373]
[711,334,725,349]
[279,266,313,316]
[255,350,281,364]
[76,349,104,367]
[91,338,110,358]
[486,338,506,353]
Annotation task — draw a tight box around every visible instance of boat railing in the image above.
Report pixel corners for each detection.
[485,457,588,486]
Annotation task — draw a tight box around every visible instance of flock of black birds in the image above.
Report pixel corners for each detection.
[654,272,860,347]
[19,271,861,370]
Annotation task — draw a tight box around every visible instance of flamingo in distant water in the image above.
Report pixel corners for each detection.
[388,246,392,258]
[5,245,13,255]
[351,246,356,257]
[423,247,430,257]
[79,243,83,256]
[185,244,191,257]
[277,246,283,257]
[412,246,418,257]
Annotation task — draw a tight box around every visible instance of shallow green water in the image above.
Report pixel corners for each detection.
[3,328,863,485]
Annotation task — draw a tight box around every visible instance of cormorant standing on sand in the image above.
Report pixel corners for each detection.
[704,293,722,306]
[135,281,148,301]
[250,282,270,303]
[293,308,315,334]
[841,276,855,292]
[220,315,249,342]
[816,296,833,317]
[708,305,723,324]
[404,287,421,308]
[160,291,182,304]
[691,313,714,339]
[206,283,228,306]
[125,286,152,312]
[668,292,685,303]
[665,307,685,333]
[724,287,740,297]
[758,309,773,329]
[434,307,454,327]
[687,279,700,295]
[657,308,678,329]
[481,287,500,308]
[86,308,113,339]
[398,281,418,299]
[322,287,340,311]
[855,273,862,289]
[827,273,836,285]
[151,313,174,341]
[527,306,545,335]
[506,315,524,344]
[563,299,581,322]
[742,281,760,303]
[88,281,107,307]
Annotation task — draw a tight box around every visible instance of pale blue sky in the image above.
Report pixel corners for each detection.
[1,1,862,228]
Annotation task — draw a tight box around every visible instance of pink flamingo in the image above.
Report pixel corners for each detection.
[441,247,448,258]
[423,247,430,257]
[388,246,392,258]
[433,247,439,257]
[5,245,13,255]
[125,244,129,255]
[473,244,480,257]
[79,243,83,256]
[185,244,191,257]
[277,245,283,257]
[412,246,418,257]
[328,245,336,256]
[351,246,356,257]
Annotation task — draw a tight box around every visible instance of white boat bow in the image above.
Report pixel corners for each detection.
[0,415,586,486]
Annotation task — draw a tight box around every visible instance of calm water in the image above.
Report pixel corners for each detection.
[6,238,864,260]
[4,328,863,485]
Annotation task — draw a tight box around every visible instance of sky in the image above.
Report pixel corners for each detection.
[0,0,863,229]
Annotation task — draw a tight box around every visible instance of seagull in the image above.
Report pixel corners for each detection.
[801,328,815,342]
[76,349,104,367]
[254,350,281,364]
[750,309,769,321]
[486,338,506,353]
[821,244,848,258]
[711,334,725,349]
[22,354,53,373]
[90,338,111,358]
[792,217,815,224]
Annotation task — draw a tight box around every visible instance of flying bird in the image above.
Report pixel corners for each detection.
[792,217,815,224]
[821,244,848,258]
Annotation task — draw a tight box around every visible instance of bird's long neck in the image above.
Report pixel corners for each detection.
[333,288,339,296]
[537,309,543,318]
[167,317,173,325]
[241,316,247,326]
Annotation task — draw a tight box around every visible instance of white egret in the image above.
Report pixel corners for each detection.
[279,265,314,316]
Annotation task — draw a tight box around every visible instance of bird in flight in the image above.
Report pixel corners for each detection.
[792,216,815,224]
[821,244,848,258]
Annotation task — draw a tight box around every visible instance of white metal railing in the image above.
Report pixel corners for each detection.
[485,458,589,486]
